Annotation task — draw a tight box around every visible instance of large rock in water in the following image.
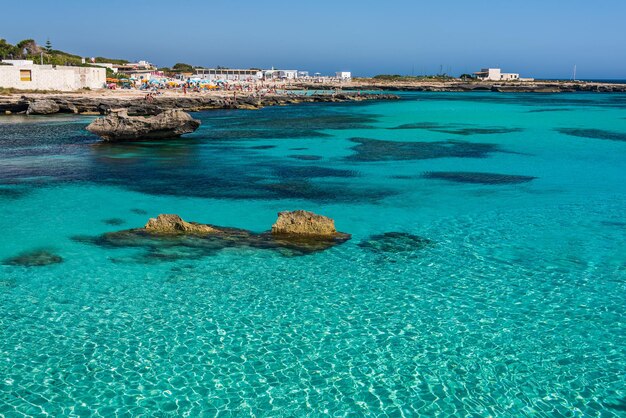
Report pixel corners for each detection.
[75,210,351,258]
[144,214,218,235]
[271,210,344,237]
[86,109,201,141]
[26,99,60,115]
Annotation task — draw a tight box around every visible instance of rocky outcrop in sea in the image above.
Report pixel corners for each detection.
[86,109,201,141]
[75,211,351,257]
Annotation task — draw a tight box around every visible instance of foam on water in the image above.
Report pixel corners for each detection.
[0,92,625,416]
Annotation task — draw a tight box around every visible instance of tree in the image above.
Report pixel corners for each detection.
[0,39,18,59]
[172,63,194,72]
[45,38,52,53]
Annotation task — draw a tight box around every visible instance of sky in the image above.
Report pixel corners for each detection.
[2,0,626,79]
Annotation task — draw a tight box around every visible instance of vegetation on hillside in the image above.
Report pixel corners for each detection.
[94,57,129,65]
[372,74,457,81]
[0,38,128,67]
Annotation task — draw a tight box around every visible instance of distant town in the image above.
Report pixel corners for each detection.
[0,38,543,92]
[3,38,625,95]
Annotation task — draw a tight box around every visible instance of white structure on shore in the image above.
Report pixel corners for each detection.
[195,68,311,81]
[336,71,352,80]
[474,68,526,81]
[195,68,263,81]
[0,60,105,91]
[277,70,298,79]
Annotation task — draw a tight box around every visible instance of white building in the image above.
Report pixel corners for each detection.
[195,68,263,81]
[473,68,520,81]
[0,60,106,91]
[1,60,34,66]
[336,71,352,80]
[277,70,298,79]
[91,62,118,73]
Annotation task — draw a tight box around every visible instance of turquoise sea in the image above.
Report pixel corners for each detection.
[1,92,625,416]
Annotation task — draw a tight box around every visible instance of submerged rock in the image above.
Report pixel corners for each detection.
[556,128,626,142]
[86,109,201,141]
[102,218,126,226]
[76,210,351,259]
[144,214,219,235]
[26,99,60,115]
[422,171,536,184]
[3,249,63,267]
[346,137,501,162]
[358,232,434,254]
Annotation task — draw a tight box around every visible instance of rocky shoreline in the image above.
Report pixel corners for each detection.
[0,92,399,116]
[293,80,626,93]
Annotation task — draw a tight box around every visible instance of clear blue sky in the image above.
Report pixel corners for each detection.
[2,0,625,78]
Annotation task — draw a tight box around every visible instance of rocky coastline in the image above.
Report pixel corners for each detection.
[0,92,399,116]
[293,80,626,93]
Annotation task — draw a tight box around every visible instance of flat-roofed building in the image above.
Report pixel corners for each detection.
[0,60,105,91]
[336,71,352,80]
[195,68,263,81]
[474,68,520,81]
[278,70,298,79]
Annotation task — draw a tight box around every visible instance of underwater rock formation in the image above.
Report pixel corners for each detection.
[3,249,63,267]
[556,128,626,142]
[346,138,501,162]
[358,232,434,254]
[86,109,201,141]
[102,218,126,226]
[422,171,536,184]
[76,211,351,259]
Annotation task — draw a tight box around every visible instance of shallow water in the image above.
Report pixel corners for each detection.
[1,92,625,416]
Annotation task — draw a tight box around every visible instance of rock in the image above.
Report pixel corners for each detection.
[75,211,351,259]
[144,214,219,235]
[86,109,201,141]
[358,232,434,254]
[271,210,345,237]
[3,249,63,267]
[26,99,60,115]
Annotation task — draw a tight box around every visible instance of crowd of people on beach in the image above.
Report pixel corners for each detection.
[130,77,346,103]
